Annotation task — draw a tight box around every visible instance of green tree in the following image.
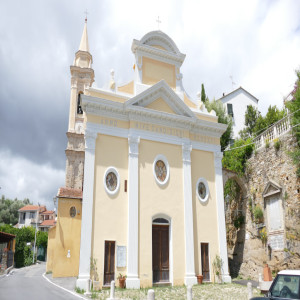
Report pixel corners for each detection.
[244,105,260,136]
[286,70,300,176]
[36,231,48,249]
[205,98,233,151]
[0,224,35,268]
[201,83,207,103]
[0,196,31,225]
[222,138,254,176]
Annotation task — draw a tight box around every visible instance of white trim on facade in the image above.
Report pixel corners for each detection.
[126,135,141,289]
[76,129,97,291]
[214,151,231,283]
[103,167,120,196]
[182,143,197,286]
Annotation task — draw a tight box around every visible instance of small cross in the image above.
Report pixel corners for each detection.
[84,9,89,22]
[156,16,161,30]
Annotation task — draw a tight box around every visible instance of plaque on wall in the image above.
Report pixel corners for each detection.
[117,246,126,267]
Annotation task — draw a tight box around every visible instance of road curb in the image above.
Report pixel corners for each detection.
[42,272,87,299]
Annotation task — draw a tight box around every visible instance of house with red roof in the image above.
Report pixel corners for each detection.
[18,205,56,232]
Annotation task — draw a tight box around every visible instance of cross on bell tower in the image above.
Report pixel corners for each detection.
[156,16,161,30]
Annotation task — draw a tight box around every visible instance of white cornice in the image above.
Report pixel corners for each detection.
[81,89,227,139]
[87,86,131,101]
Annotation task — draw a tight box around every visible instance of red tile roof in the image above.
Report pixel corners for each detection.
[58,187,82,199]
[40,210,54,215]
[40,219,56,227]
[18,205,40,211]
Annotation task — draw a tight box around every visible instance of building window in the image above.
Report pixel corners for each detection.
[23,213,26,220]
[77,93,83,114]
[153,155,170,186]
[30,212,35,219]
[70,206,76,218]
[104,167,120,196]
[227,103,233,117]
[196,178,210,203]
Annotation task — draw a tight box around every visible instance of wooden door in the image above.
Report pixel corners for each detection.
[104,241,115,285]
[152,225,169,283]
[201,243,210,280]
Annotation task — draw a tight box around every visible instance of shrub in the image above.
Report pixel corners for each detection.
[260,227,267,245]
[265,139,270,148]
[233,215,245,229]
[253,205,264,223]
[274,138,281,151]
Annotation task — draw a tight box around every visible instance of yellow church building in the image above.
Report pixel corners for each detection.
[46,20,231,291]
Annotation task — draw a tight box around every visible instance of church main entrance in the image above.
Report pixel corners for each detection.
[152,218,169,283]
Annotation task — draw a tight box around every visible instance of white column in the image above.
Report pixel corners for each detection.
[214,151,231,283]
[182,143,197,286]
[126,135,140,289]
[76,129,97,291]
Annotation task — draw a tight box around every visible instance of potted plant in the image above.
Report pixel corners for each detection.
[90,257,100,291]
[212,255,223,284]
[117,273,126,288]
[196,274,204,284]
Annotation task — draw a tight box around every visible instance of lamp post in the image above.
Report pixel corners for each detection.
[32,203,40,264]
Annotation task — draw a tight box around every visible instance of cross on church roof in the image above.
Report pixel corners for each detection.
[156,16,161,30]
[84,9,88,22]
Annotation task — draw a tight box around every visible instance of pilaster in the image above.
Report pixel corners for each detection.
[182,143,197,286]
[76,128,97,291]
[126,135,140,289]
[214,151,231,283]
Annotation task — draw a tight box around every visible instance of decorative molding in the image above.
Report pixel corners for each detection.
[84,128,97,150]
[214,151,223,169]
[128,135,140,157]
[182,143,192,164]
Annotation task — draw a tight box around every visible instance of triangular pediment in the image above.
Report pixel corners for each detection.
[263,180,282,198]
[125,80,196,118]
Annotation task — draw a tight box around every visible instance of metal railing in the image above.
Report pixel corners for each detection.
[253,114,291,149]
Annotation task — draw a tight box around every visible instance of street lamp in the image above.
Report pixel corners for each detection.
[32,202,40,264]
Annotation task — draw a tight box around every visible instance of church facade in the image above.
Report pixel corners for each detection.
[46,21,231,290]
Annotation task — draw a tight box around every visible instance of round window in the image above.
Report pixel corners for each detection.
[153,155,169,186]
[70,206,76,217]
[104,167,120,195]
[196,178,209,203]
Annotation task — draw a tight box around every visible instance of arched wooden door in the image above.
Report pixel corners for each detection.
[152,218,169,283]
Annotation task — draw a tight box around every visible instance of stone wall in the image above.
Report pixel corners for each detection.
[226,132,300,279]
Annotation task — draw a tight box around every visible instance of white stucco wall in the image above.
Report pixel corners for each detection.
[221,88,258,138]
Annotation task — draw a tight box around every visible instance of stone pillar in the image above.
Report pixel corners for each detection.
[214,151,231,283]
[147,289,155,300]
[182,143,197,286]
[126,135,140,289]
[247,282,253,299]
[76,129,97,291]
[187,285,192,300]
[107,280,115,300]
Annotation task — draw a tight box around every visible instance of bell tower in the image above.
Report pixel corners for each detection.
[65,18,94,190]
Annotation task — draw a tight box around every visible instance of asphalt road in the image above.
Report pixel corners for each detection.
[0,263,82,300]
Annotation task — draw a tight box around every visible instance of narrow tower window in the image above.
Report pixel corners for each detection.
[77,93,83,114]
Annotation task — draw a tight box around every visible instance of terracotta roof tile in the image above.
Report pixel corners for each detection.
[58,187,82,199]
[18,205,40,211]
[40,219,56,227]
[40,210,55,215]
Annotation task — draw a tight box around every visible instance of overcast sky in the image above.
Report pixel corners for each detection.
[1,0,300,209]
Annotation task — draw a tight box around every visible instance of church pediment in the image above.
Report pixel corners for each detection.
[125,80,196,119]
[263,180,282,198]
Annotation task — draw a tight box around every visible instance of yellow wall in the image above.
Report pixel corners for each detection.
[142,57,175,88]
[92,135,128,288]
[52,198,82,277]
[139,140,185,287]
[46,226,56,273]
[191,150,219,280]
[117,81,134,95]
[146,97,176,115]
